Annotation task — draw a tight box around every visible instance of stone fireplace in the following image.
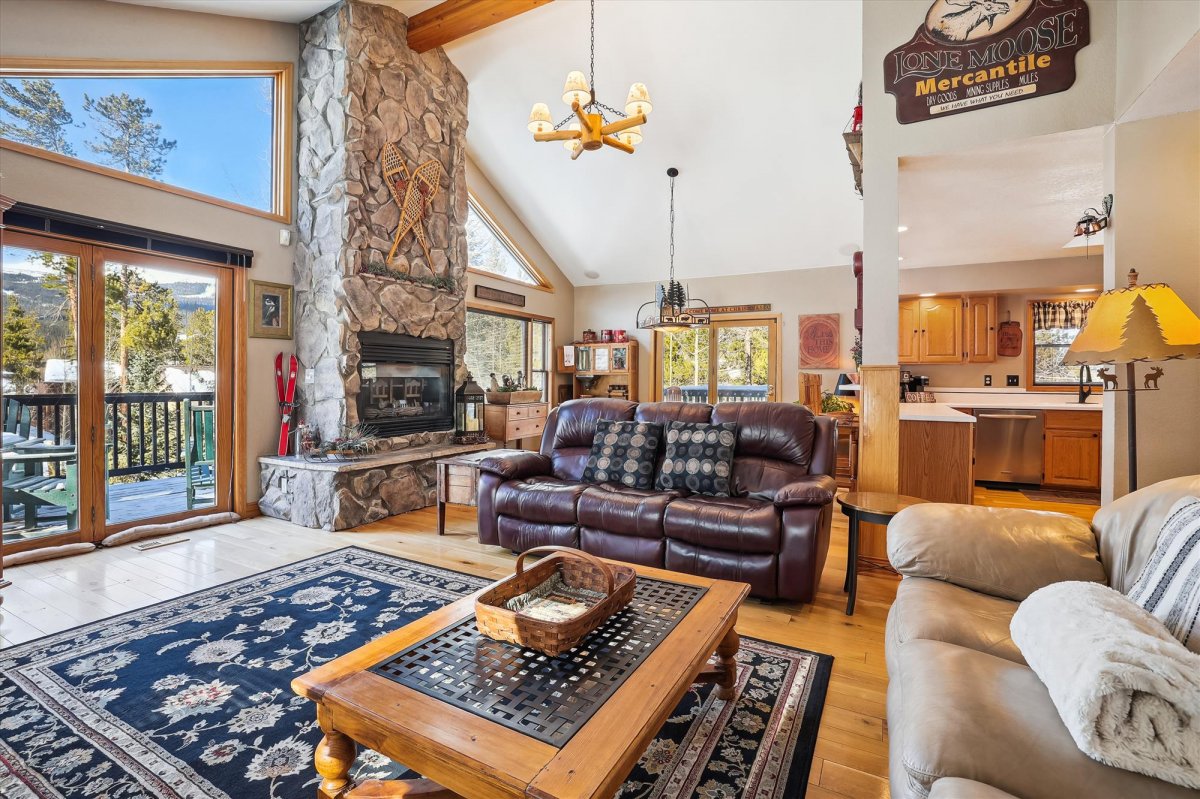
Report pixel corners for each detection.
[257,0,492,531]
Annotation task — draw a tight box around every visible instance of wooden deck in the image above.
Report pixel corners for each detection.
[2,474,213,545]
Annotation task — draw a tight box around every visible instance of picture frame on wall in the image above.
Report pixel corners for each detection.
[249,280,294,339]
[798,313,840,368]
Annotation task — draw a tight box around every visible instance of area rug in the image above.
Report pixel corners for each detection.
[0,547,832,799]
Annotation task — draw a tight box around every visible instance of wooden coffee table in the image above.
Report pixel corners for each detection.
[292,557,749,799]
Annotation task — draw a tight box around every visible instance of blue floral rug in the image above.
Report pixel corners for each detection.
[0,547,832,799]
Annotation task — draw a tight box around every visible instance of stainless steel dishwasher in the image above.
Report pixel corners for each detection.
[974,409,1044,485]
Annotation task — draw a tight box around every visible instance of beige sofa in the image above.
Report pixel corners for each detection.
[885,475,1200,799]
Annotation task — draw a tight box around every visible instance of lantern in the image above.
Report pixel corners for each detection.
[454,372,487,444]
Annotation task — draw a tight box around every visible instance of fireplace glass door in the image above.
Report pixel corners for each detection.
[357,332,455,437]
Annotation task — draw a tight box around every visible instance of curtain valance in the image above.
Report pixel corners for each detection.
[1032,300,1093,330]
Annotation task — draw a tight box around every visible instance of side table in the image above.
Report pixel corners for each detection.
[435,448,524,535]
[836,492,928,616]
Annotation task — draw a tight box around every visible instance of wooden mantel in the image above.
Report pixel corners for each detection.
[408,0,552,53]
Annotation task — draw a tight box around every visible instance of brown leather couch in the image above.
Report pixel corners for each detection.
[885,474,1200,799]
[476,398,838,602]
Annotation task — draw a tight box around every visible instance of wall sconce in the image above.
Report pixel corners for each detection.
[1074,194,1113,238]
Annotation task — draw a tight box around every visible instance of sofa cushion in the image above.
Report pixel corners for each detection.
[655,421,737,496]
[496,518,579,552]
[888,504,1106,601]
[581,420,662,490]
[577,483,675,538]
[546,399,638,481]
[580,527,664,567]
[929,779,1022,799]
[887,577,1024,665]
[713,402,815,499]
[1126,496,1200,652]
[1094,475,1200,592]
[889,639,1199,799]
[664,495,780,553]
[495,477,587,524]
[665,539,776,598]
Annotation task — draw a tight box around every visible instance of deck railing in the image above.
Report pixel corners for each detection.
[668,385,771,403]
[2,392,215,477]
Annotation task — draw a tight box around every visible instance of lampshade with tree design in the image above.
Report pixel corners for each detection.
[1063,270,1200,365]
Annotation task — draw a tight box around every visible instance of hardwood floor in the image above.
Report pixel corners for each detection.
[0,487,1098,799]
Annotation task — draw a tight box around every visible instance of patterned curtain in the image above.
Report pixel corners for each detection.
[1031,300,1094,330]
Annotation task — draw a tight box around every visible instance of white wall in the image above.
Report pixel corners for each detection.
[574,265,858,403]
[1114,2,1200,117]
[1102,110,1200,498]
[0,0,300,506]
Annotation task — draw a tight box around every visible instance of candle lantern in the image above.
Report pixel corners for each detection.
[454,372,488,444]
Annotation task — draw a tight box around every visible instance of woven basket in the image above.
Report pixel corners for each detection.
[485,390,543,405]
[476,546,636,656]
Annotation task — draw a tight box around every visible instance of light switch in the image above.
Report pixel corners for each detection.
[279,229,292,246]
[1006,375,1019,386]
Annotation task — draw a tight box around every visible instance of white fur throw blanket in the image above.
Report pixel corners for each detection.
[1011,581,1200,789]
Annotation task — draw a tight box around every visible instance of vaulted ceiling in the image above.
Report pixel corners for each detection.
[113,0,865,286]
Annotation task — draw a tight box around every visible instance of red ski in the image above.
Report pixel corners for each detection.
[275,352,298,456]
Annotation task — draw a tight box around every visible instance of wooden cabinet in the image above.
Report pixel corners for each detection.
[965,295,997,363]
[1043,410,1101,490]
[918,297,963,363]
[483,402,548,446]
[898,299,920,363]
[557,341,639,401]
[899,294,997,364]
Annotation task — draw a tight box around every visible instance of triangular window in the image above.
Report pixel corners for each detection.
[466,195,550,289]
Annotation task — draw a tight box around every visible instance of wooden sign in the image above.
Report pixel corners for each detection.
[798,314,840,369]
[475,284,526,307]
[997,319,1023,357]
[706,304,772,315]
[884,0,1090,125]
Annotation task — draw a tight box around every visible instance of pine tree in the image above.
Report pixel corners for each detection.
[83,92,176,178]
[36,251,80,359]
[180,308,216,380]
[104,266,181,391]
[0,78,75,155]
[2,294,47,392]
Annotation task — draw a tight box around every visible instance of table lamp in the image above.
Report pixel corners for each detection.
[834,374,856,397]
[1063,269,1200,493]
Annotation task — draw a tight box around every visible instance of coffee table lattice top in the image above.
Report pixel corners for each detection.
[370,576,708,747]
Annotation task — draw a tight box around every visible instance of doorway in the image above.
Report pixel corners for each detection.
[654,316,780,403]
[1,230,234,555]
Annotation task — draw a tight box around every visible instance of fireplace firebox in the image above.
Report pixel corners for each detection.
[357,332,455,437]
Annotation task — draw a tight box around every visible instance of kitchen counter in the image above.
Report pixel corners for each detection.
[899,403,976,423]
[928,387,1102,411]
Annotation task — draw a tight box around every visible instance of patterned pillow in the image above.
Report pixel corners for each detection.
[1126,496,1200,653]
[655,421,737,496]
[581,420,663,490]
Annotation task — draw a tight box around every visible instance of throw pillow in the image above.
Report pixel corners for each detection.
[655,421,737,496]
[1126,496,1200,654]
[580,420,663,490]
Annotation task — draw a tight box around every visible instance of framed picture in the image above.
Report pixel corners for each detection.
[249,280,293,339]
[798,313,840,368]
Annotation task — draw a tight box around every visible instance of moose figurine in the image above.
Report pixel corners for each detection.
[1144,367,1164,390]
[1096,367,1119,390]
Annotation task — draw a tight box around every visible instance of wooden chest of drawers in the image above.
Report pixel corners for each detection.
[483,402,549,446]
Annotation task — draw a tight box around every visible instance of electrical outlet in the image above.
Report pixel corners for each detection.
[1006,375,1020,386]
[984,375,992,387]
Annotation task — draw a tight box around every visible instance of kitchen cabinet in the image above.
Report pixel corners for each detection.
[1043,410,1101,490]
[966,295,997,363]
[557,341,639,401]
[918,297,963,363]
[898,299,920,363]
[899,294,997,364]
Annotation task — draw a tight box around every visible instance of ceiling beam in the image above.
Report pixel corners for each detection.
[408,0,552,54]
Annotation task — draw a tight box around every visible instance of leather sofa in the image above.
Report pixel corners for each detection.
[885,474,1200,799]
[476,398,838,602]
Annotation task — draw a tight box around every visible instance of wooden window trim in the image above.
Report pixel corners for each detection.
[651,315,783,402]
[465,304,555,403]
[0,58,295,223]
[466,190,554,292]
[1024,298,1104,393]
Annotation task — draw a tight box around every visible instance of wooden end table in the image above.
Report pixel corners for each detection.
[836,491,928,616]
[292,558,749,799]
[435,448,519,536]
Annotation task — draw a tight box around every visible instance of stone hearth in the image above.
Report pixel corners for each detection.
[261,0,471,529]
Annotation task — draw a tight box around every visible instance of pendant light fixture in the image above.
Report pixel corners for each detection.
[637,168,711,331]
[527,0,652,160]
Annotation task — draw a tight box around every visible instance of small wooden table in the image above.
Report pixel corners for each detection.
[292,558,749,799]
[836,491,927,616]
[435,447,519,535]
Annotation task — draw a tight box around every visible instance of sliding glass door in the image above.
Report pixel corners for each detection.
[0,230,234,554]
[656,317,779,403]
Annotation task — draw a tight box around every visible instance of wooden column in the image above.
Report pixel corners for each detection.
[855,365,900,563]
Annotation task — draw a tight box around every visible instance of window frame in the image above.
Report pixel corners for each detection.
[1024,298,1103,391]
[651,313,783,402]
[466,191,554,292]
[465,302,555,403]
[0,58,295,223]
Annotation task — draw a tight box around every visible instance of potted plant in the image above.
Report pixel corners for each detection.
[849,333,863,383]
[485,372,542,405]
[311,424,381,460]
[819,392,856,420]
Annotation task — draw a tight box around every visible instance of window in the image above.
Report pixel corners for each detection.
[0,61,292,220]
[465,195,551,289]
[655,318,780,403]
[465,308,553,401]
[1029,299,1098,387]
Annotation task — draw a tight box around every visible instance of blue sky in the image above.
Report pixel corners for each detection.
[1,76,274,210]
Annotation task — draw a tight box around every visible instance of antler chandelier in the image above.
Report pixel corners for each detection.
[637,168,711,331]
[526,0,652,160]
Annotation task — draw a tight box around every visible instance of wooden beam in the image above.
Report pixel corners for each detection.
[408,0,552,54]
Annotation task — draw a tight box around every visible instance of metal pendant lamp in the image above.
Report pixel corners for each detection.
[636,168,711,332]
